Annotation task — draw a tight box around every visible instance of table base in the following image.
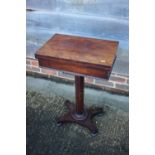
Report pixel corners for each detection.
[57,100,103,134]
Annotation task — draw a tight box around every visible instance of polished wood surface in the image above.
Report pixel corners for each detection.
[75,76,84,114]
[35,34,118,79]
[57,99,103,134]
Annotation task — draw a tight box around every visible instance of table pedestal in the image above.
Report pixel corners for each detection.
[57,76,103,134]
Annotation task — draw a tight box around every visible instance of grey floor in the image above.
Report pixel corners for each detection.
[26,76,129,155]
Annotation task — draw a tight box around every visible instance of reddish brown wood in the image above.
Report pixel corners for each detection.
[57,100,103,134]
[75,76,84,114]
[36,56,111,79]
[35,34,118,134]
[35,33,118,79]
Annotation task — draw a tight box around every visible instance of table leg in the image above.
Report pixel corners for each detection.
[57,76,104,134]
[75,76,84,114]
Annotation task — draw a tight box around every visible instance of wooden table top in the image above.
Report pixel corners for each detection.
[35,34,119,79]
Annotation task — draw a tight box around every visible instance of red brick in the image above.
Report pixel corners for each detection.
[31,59,39,67]
[109,75,126,83]
[41,68,57,76]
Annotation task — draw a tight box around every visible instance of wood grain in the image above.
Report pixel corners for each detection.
[35,34,118,79]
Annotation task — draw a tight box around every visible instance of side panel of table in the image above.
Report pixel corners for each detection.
[35,55,113,79]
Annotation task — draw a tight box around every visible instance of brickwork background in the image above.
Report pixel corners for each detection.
[26,58,129,95]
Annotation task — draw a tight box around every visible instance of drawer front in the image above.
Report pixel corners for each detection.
[37,56,111,79]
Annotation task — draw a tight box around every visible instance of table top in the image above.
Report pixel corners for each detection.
[35,34,119,79]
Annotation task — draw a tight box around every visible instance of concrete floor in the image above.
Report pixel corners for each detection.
[26,76,129,155]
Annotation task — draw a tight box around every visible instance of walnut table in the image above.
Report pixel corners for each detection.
[35,34,118,134]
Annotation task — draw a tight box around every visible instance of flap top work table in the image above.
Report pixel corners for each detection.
[35,34,119,135]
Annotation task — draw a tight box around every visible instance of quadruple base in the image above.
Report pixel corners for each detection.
[57,100,103,134]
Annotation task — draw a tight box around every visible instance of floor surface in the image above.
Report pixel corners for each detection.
[26,76,129,155]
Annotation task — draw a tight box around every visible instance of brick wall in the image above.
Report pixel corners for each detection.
[26,58,129,95]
